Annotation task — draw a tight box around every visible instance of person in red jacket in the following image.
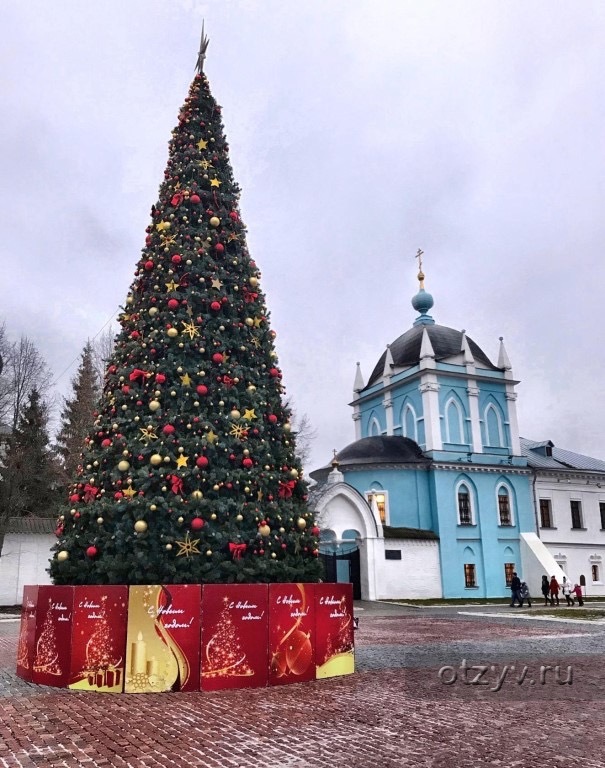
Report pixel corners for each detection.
[549,576,560,606]
[572,583,584,607]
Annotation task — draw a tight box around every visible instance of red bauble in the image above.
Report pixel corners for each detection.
[196,384,208,396]
[86,546,98,559]
[196,456,209,468]
[144,260,154,271]
[210,301,221,311]
[69,493,79,503]
[190,194,200,204]
[171,254,182,265]
[162,424,175,435]
[269,368,280,378]
[130,330,140,340]
[285,630,313,676]
[311,526,321,537]
[229,211,239,221]
[267,414,278,424]
[191,517,205,531]
[155,373,166,384]
[215,243,225,253]
[101,439,112,448]
[168,299,179,310]
[212,353,223,364]
[121,385,130,394]
[242,457,253,468]
[114,492,123,500]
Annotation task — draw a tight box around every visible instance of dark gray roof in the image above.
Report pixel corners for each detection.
[5,517,55,534]
[520,437,605,473]
[310,436,430,481]
[366,324,500,388]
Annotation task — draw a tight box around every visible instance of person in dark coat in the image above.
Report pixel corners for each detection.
[510,572,522,607]
[541,575,550,606]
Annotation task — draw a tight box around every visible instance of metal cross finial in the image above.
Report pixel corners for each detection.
[195,22,210,74]
[415,248,424,273]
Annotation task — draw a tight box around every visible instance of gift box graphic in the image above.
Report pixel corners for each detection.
[68,585,128,692]
[125,584,201,693]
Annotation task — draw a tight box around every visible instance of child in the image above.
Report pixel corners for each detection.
[519,582,532,608]
[572,583,584,607]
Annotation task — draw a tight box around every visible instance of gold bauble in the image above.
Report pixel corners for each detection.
[249,276,258,287]
[289,468,299,479]
[149,400,161,412]
[236,514,243,522]
[134,520,148,533]
[284,423,291,432]
[97,517,104,524]
[259,524,271,537]
[150,454,163,466]
[245,318,254,326]
[178,516,184,523]
[191,490,203,500]
[206,550,213,556]
[57,550,69,562]
[117,460,130,472]
[209,216,220,227]
[166,543,173,551]
[150,504,157,511]
[247,384,256,393]
[167,327,178,338]
[210,513,217,520]
[213,484,220,491]
[297,517,307,530]
[230,409,241,419]
[149,307,158,316]
[271,552,277,559]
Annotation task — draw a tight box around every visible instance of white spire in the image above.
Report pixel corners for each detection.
[419,327,435,360]
[498,336,512,370]
[383,344,394,378]
[353,362,365,392]
[461,330,475,365]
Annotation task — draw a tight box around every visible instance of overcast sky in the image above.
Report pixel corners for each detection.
[2,0,605,471]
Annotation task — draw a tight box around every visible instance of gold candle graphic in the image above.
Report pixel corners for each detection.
[131,632,147,675]
[146,656,159,676]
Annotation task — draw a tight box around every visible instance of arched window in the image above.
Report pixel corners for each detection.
[485,404,504,447]
[497,486,513,526]
[445,397,465,444]
[457,482,474,525]
[463,547,477,588]
[401,402,418,442]
[369,416,381,436]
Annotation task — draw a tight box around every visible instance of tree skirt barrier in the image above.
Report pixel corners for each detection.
[16,582,354,692]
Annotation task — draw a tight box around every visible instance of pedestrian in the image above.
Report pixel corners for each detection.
[572,583,584,607]
[562,576,575,606]
[549,575,560,606]
[541,575,550,606]
[510,571,522,607]
[519,581,532,608]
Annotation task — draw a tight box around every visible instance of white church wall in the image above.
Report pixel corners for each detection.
[0,534,53,606]
[374,539,442,599]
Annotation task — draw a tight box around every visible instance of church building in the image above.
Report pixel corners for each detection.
[310,260,563,600]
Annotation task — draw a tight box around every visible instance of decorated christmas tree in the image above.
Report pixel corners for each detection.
[50,30,322,587]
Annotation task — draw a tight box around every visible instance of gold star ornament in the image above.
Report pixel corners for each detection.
[175,454,189,468]
[229,423,249,440]
[197,138,208,150]
[243,409,257,421]
[180,372,192,387]
[181,321,200,340]
[176,532,201,558]
[139,426,158,444]
[209,177,222,188]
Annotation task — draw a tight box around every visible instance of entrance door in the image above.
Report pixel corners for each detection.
[319,542,361,600]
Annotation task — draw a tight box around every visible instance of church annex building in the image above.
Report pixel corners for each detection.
[310,267,605,601]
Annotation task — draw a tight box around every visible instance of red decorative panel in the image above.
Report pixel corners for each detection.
[200,584,269,691]
[31,585,75,687]
[69,586,129,692]
[16,585,39,681]
[268,583,315,686]
[314,583,355,678]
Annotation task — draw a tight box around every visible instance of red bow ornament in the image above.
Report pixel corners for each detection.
[278,480,296,499]
[229,542,247,560]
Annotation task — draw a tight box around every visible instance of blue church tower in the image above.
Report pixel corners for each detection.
[311,258,535,599]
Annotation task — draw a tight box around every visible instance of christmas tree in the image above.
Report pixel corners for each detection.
[50,30,321,587]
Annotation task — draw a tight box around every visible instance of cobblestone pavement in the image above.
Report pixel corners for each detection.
[1,608,605,767]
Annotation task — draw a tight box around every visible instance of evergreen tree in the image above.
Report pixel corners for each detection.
[55,342,100,483]
[50,37,321,586]
[1,388,58,521]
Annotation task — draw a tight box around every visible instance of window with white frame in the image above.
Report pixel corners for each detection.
[368,417,381,436]
[445,397,465,444]
[367,490,388,524]
[464,563,477,588]
[457,483,473,525]
[592,564,601,583]
[539,499,553,528]
[402,403,418,442]
[497,486,512,526]
[570,500,583,529]
[485,403,504,447]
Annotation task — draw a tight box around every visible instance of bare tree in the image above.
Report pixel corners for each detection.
[90,327,117,385]
[284,399,318,471]
[0,331,53,432]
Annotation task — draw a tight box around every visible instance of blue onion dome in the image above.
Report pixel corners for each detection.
[411,269,434,325]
